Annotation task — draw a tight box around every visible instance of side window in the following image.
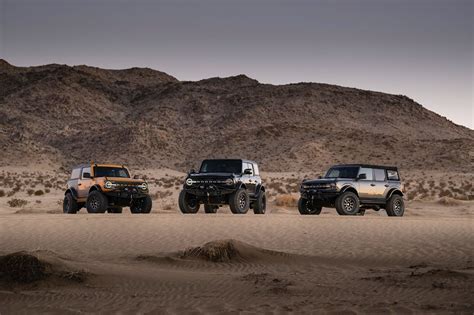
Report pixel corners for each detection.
[374,169,386,181]
[253,163,259,176]
[358,168,373,180]
[245,163,254,175]
[387,170,400,181]
[71,168,81,179]
[82,167,91,179]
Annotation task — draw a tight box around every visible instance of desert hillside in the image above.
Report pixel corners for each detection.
[0,59,472,172]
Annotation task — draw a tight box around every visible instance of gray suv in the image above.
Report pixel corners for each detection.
[298,164,404,216]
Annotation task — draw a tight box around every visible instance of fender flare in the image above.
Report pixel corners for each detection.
[89,185,103,193]
[236,183,247,191]
[255,184,265,196]
[64,188,78,199]
[387,188,404,199]
[340,185,358,196]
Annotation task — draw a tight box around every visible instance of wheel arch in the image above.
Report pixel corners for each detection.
[65,188,78,199]
[340,185,358,196]
[387,189,404,199]
[255,184,265,195]
[89,185,102,193]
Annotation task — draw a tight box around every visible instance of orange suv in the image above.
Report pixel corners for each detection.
[63,163,152,214]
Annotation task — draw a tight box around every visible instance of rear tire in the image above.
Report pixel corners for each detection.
[386,194,404,217]
[335,191,360,215]
[130,195,152,214]
[86,190,108,214]
[298,198,322,215]
[229,189,249,214]
[179,190,200,214]
[63,193,79,214]
[204,205,218,213]
[253,191,266,214]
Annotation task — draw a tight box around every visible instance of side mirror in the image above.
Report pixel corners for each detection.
[357,173,367,180]
[244,168,252,175]
[83,172,91,179]
[189,169,196,174]
[133,175,140,179]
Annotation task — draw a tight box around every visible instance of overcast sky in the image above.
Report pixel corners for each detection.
[1,0,472,128]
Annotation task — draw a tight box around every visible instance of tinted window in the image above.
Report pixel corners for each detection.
[358,168,373,180]
[94,167,130,178]
[82,167,91,179]
[325,166,359,179]
[199,159,242,174]
[387,170,400,180]
[374,169,386,181]
[71,168,81,179]
[245,163,254,175]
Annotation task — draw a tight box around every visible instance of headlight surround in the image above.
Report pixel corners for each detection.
[185,178,194,186]
[225,178,235,186]
[104,181,114,189]
[139,182,148,190]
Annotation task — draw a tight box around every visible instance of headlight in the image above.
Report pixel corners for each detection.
[225,178,234,185]
[104,181,113,189]
[139,182,148,190]
[186,178,194,186]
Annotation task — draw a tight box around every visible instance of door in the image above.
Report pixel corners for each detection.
[243,162,257,195]
[357,167,375,200]
[77,167,93,199]
[372,168,389,199]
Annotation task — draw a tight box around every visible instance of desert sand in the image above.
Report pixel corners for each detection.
[0,167,473,314]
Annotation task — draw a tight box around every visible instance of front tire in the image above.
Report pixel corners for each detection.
[179,190,200,214]
[386,194,405,217]
[130,195,152,214]
[298,198,322,215]
[63,193,79,214]
[86,190,108,214]
[253,191,266,214]
[335,191,360,215]
[229,189,249,214]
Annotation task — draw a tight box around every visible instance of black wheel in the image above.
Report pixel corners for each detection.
[86,190,108,214]
[204,205,218,213]
[386,194,405,217]
[108,207,123,214]
[179,190,200,214]
[229,189,249,214]
[335,191,360,215]
[297,198,322,215]
[253,191,266,214]
[63,193,79,214]
[131,195,152,214]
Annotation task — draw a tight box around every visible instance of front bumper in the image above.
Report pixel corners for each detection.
[104,187,148,199]
[300,189,339,202]
[184,184,235,197]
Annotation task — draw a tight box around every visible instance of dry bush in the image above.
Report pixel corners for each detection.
[274,194,299,207]
[45,188,50,193]
[151,190,173,200]
[27,189,35,196]
[7,198,28,208]
[162,203,174,210]
[34,190,44,196]
[0,190,4,197]
[267,181,286,194]
[0,252,48,283]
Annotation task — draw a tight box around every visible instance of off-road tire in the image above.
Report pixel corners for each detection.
[130,195,152,214]
[63,193,79,214]
[386,194,405,217]
[179,190,200,214]
[204,205,218,213]
[86,190,108,214]
[335,191,360,215]
[253,191,266,214]
[297,198,322,215]
[229,189,249,214]
[108,207,123,214]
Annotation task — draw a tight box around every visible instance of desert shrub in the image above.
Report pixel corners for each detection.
[274,194,298,207]
[27,189,35,196]
[35,200,42,204]
[34,190,44,196]
[45,188,50,193]
[0,190,4,197]
[162,203,174,210]
[151,190,172,200]
[7,199,28,208]
[437,197,462,206]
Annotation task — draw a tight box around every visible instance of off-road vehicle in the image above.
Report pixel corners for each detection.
[63,163,152,214]
[179,159,266,214]
[298,164,404,216]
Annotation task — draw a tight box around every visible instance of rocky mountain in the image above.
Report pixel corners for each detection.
[0,59,472,173]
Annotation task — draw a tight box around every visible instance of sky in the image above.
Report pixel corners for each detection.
[0,0,472,128]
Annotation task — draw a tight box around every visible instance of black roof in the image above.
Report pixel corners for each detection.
[201,158,258,165]
[332,164,398,171]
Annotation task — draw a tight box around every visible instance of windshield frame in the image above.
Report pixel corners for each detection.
[324,166,360,179]
[199,159,242,174]
[93,166,131,178]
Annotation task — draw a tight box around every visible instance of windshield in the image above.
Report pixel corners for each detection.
[325,166,359,179]
[199,159,242,174]
[94,167,130,178]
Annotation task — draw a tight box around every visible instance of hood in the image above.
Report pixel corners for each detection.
[303,178,337,185]
[189,173,235,179]
[99,177,145,183]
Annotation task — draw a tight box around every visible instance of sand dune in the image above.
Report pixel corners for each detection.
[0,214,472,314]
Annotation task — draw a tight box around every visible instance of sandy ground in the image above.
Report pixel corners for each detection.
[0,168,473,313]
